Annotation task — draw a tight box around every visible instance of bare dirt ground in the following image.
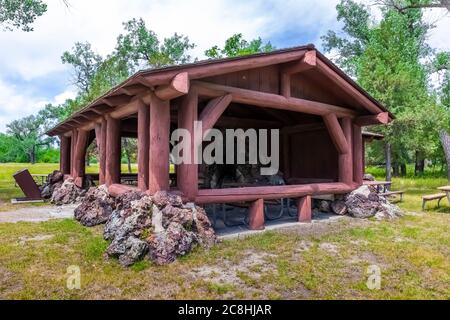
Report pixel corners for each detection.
[0,205,76,223]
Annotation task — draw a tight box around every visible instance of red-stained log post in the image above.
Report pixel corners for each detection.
[99,118,107,184]
[70,129,78,177]
[138,100,150,191]
[339,117,353,184]
[59,135,71,175]
[297,195,312,222]
[148,93,170,194]
[352,124,363,185]
[105,115,121,186]
[74,129,89,187]
[177,90,199,200]
[248,198,265,230]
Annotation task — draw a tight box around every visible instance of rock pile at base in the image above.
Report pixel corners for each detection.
[40,170,64,199]
[74,185,115,226]
[73,188,216,266]
[51,177,86,205]
[314,185,402,220]
[106,191,216,266]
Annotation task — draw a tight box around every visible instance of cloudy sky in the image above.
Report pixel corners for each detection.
[0,0,449,132]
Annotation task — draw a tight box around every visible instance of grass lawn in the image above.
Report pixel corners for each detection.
[0,163,449,299]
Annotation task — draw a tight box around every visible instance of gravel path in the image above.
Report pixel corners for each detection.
[0,205,76,223]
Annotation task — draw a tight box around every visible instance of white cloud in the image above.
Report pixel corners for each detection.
[0,0,449,134]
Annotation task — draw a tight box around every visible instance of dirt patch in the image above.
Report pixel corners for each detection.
[319,242,340,255]
[0,267,23,299]
[0,205,76,223]
[18,234,54,245]
[190,250,276,285]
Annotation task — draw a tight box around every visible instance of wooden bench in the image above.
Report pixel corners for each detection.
[422,193,447,210]
[380,190,404,202]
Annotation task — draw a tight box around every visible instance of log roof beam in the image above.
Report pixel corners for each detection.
[354,112,389,126]
[192,80,357,118]
[154,72,189,101]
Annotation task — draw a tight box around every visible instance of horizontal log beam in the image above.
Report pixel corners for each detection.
[154,72,189,101]
[192,81,357,118]
[199,94,232,132]
[195,182,354,204]
[323,113,349,154]
[139,49,308,87]
[354,112,389,126]
[108,184,139,197]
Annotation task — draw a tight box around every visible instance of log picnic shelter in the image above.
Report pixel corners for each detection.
[46,45,393,230]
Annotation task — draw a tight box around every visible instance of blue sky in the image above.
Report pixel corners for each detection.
[0,0,449,133]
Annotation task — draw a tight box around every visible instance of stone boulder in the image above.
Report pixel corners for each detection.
[344,185,402,219]
[51,178,85,205]
[331,200,347,215]
[103,190,216,266]
[40,170,64,199]
[74,185,115,227]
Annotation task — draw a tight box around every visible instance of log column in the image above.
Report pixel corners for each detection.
[248,198,265,230]
[59,135,71,175]
[352,124,363,185]
[177,90,199,200]
[297,195,312,222]
[73,129,89,188]
[105,115,121,186]
[70,129,78,177]
[138,100,150,191]
[339,117,353,184]
[95,119,107,184]
[148,93,170,194]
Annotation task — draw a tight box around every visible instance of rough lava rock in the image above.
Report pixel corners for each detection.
[74,185,115,226]
[103,190,216,266]
[331,200,347,215]
[345,185,402,219]
[51,178,85,205]
[40,170,64,199]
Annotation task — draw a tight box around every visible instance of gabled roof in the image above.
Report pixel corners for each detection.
[47,44,392,136]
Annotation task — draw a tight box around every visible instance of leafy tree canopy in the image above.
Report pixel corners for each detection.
[0,0,47,31]
[205,33,274,59]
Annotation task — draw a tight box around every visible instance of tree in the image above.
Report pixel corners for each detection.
[205,33,275,59]
[61,42,103,94]
[0,0,47,31]
[115,18,195,72]
[322,0,444,178]
[6,114,54,163]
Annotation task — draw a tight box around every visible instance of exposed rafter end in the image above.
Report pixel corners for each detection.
[281,50,316,75]
[354,112,390,126]
[154,72,190,100]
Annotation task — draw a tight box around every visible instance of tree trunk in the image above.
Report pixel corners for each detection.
[439,130,450,180]
[385,142,392,183]
[123,138,132,174]
[392,164,399,177]
[400,163,407,177]
[30,145,36,164]
[414,151,425,175]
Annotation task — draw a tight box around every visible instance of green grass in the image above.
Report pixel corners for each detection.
[0,163,449,299]
[0,163,137,212]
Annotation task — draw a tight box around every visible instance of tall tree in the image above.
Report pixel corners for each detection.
[115,18,195,72]
[205,33,275,59]
[0,0,47,31]
[61,42,103,94]
[322,0,444,178]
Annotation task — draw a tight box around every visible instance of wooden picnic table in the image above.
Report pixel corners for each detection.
[437,186,450,202]
[363,180,392,193]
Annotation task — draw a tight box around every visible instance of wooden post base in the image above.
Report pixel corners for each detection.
[297,195,312,223]
[248,198,265,230]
